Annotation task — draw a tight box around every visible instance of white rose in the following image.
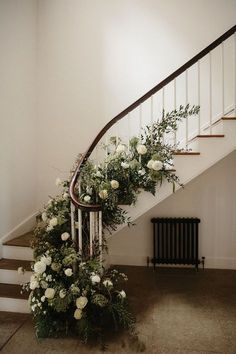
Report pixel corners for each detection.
[110,180,119,189]
[45,288,55,299]
[30,280,39,290]
[55,178,62,187]
[116,144,126,154]
[34,261,46,274]
[137,144,147,155]
[41,255,52,266]
[49,217,58,227]
[76,296,88,309]
[99,189,108,200]
[40,280,48,289]
[147,159,154,169]
[119,290,126,298]
[121,162,129,169]
[17,267,25,275]
[61,232,70,241]
[59,289,66,299]
[152,160,163,171]
[103,280,113,287]
[74,308,82,320]
[84,195,91,203]
[64,268,73,277]
[41,212,47,222]
[90,274,101,284]
[41,295,46,302]
[138,168,146,176]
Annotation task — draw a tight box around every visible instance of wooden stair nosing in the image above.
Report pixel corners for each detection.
[0,283,29,300]
[197,134,225,138]
[0,259,32,271]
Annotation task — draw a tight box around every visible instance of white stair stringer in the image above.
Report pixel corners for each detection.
[109,120,236,237]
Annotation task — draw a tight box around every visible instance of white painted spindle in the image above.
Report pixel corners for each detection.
[127,113,131,150]
[173,79,177,146]
[221,42,225,116]
[89,212,94,257]
[234,32,236,114]
[139,104,142,138]
[198,60,201,135]
[98,211,103,264]
[78,208,82,254]
[150,96,154,144]
[209,52,212,134]
[185,70,189,149]
[70,202,76,242]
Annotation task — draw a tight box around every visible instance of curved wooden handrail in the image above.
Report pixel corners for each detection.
[69,24,236,210]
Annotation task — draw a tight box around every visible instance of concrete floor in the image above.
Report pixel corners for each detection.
[1,266,236,354]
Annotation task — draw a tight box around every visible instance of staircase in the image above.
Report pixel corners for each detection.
[0,25,236,313]
[0,232,33,313]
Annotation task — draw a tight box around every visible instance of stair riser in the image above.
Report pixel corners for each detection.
[0,297,30,313]
[0,269,32,285]
[2,246,33,261]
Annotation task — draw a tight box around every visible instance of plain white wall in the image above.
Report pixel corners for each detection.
[109,150,236,269]
[36,0,236,208]
[0,0,37,238]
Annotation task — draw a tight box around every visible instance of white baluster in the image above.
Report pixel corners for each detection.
[173,79,177,146]
[185,70,189,149]
[198,60,201,135]
[70,202,76,242]
[127,113,131,150]
[209,52,212,134]
[234,32,236,114]
[150,96,154,144]
[221,42,225,116]
[78,209,82,255]
[139,104,142,139]
[89,212,94,257]
[98,211,103,265]
[162,87,165,144]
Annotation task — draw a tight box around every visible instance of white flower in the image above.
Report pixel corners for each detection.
[74,308,82,320]
[34,261,46,274]
[147,159,154,169]
[119,290,126,298]
[99,189,108,200]
[47,199,52,206]
[61,232,70,241]
[41,212,47,222]
[152,160,163,171]
[76,296,88,309]
[59,289,66,299]
[121,162,129,169]
[40,281,48,289]
[30,280,39,290]
[84,195,91,203]
[116,144,126,154]
[110,180,119,189]
[138,168,146,176]
[49,217,58,227]
[103,280,113,288]
[95,171,102,178]
[63,192,69,199]
[55,178,62,187]
[90,274,101,284]
[137,144,147,155]
[46,225,53,232]
[17,267,25,275]
[41,295,46,302]
[41,255,52,266]
[64,268,73,277]
[45,288,55,299]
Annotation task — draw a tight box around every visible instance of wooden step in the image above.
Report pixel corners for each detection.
[0,259,32,272]
[4,232,33,247]
[0,284,28,300]
[173,151,200,155]
[197,134,225,138]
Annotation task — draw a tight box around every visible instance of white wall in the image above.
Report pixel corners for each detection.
[0,0,37,239]
[36,0,236,208]
[109,150,236,269]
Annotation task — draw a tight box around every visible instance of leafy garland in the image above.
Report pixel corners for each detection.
[21,104,199,347]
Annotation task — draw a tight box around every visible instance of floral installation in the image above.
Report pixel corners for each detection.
[21,104,199,347]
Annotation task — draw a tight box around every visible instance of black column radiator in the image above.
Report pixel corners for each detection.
[151,217,203,270]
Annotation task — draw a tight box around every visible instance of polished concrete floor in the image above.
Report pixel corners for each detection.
[1,266,236,354]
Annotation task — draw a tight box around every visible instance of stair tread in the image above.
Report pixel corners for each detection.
[222,117,236,120]
[197,134,225,138]
[0,283,29,300]
[4,232,33,247]
[173,151,200,155]
[0,259,32,271]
